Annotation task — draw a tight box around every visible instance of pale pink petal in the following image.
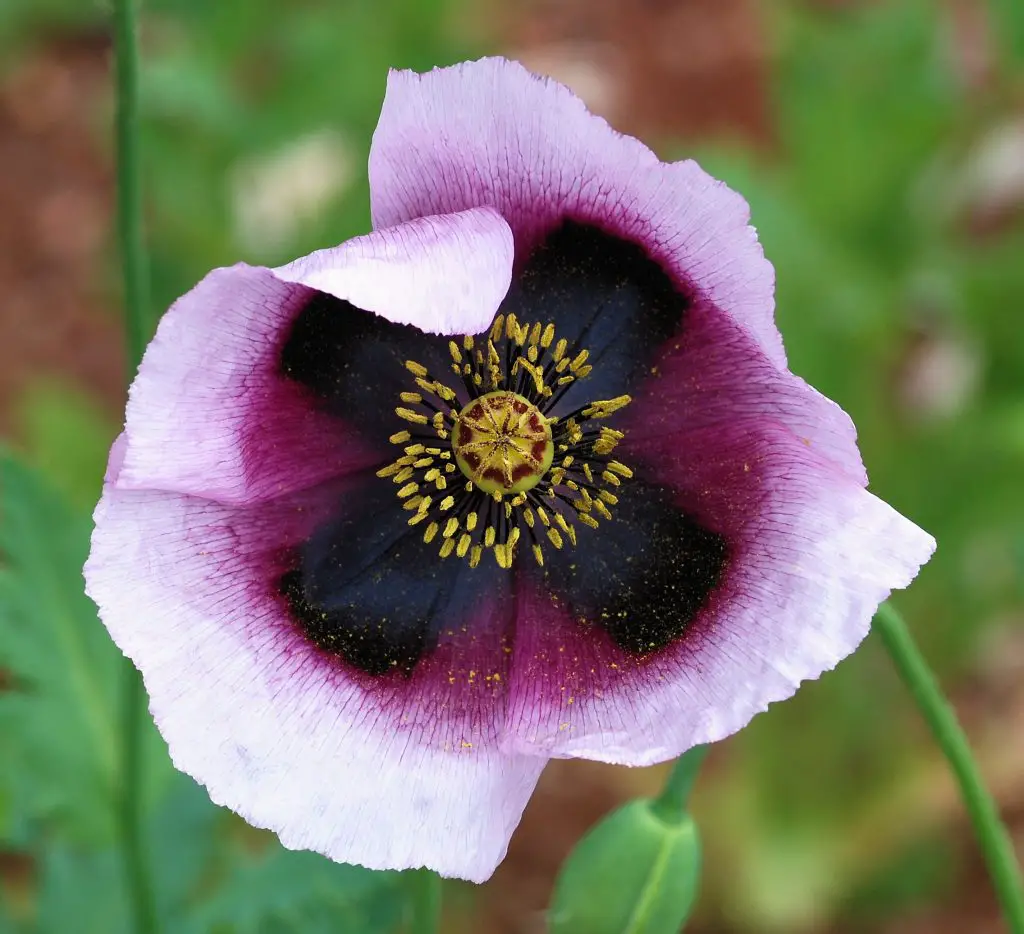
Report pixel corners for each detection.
[115,208,514,505]
[85,479,544,882]
[628,297,867,484]
[370,58,783,365]
[502,419,934,763]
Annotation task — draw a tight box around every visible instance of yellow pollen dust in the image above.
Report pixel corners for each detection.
[452,391,554,494]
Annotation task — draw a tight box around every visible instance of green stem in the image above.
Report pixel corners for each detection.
[113,1,157,932]
[114,0,151,367]
[407,869,442,934]
[651,744,709,823]
[874,602,1024,934]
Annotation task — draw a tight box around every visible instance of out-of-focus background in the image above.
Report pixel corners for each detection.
[1,0,1022,931]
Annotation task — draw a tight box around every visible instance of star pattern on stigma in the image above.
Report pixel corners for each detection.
[377,312,634,569]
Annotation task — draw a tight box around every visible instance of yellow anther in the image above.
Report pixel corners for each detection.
[396,407,428,424]
[514,358,545,395]
[390,317,634,570]
[570,349,589,371]
[583,395,631,418]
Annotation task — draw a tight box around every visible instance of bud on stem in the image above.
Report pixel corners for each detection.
[549,746,708,934]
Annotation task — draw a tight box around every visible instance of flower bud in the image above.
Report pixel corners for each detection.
[548,798,701,934]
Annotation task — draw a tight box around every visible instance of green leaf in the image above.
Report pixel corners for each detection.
[0,452,120,843]
[147,772,223,924]
[186,846,406,934]
[990,0,1024,66]
[34,843,130,934]
[13,383,116,513]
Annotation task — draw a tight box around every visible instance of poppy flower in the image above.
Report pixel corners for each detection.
[85,58,935,881]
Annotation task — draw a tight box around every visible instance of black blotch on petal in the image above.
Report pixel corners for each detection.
[280,478,508,676]
[543,482,729,656]
[279,291,449,431]
[501,220,689,406]
[280,567,429,676]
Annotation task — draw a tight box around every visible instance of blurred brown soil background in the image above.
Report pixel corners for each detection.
[0,1,1021,932]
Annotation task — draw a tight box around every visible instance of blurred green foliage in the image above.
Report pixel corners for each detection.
[1,0,1023,931]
